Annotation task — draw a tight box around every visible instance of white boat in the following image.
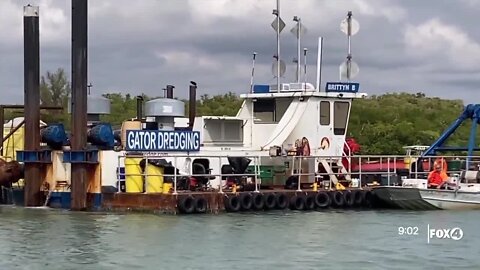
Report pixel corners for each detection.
[373,175,480,210]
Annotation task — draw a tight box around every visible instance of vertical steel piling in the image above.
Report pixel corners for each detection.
[23,5,42,206]
[70,0,88,210]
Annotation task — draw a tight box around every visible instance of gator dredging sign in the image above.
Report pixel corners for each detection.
[125,130,201,151]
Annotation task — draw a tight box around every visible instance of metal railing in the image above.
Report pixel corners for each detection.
[116,154,262,195]
[115,153,480,194]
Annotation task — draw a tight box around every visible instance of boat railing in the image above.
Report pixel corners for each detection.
[116,154,263,195]
[115,154,480,194]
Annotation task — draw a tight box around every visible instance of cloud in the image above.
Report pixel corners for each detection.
[404,18,480,71]
[3,0,480,106]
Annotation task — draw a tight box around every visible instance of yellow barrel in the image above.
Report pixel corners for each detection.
[145,163,164,193]
[125,157,143,193]
[162,183,172,194]
[121,120,142,148]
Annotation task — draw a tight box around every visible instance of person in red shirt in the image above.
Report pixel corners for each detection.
[428,164,448,189]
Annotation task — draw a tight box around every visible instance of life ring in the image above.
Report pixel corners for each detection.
[343,190,354,207]
[224,195,241,212]
[315,191,330,208]
[252,193,264,210]
[264,193,276,210]
[304,194,316,210]
[194,197,207,213]
[330,190,344,207]
[240,193,253,210]
[275,193,288,209]
[178,195,195,214]
[289,195,305,210]
[353,190,363,206]
[320,137,330,150]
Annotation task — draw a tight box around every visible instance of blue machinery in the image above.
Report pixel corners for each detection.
[422,104,480,165]
[17,123,115,163]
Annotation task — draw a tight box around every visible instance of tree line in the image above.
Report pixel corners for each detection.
[5,68,473,155]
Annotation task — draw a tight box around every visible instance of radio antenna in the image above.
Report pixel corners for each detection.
[271,0,285,92]
[250,52,257,93]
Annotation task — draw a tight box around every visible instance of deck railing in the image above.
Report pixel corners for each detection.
[115,154,480,194]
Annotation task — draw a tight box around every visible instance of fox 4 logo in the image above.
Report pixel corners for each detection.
[429,227,464,241]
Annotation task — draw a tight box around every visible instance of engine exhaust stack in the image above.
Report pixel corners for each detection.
[189,81,197,130]
[136,95,143,121]
[166,85,174,99]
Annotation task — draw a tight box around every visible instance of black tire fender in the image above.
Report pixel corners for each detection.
[363,190,373,207]
[194,197,207,213]
[331,190,344,207]
[353,190,363,206]
[178,195,195,214]
[304,194,316,210]
[224,195,241,212]
[315,191,330,208]
[240,193,253,210]
[275,193,288,209]
[343,190,354,207]
[289,195,305,210]
[251,193,264,210]
[264,193,276,210]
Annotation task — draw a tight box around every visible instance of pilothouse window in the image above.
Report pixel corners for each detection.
[254,99,275,122]
[333,101,350,135]
[320,101,330,125]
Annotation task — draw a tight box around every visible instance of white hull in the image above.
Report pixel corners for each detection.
[420,189,480,210]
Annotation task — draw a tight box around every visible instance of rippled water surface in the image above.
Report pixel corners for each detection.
[0,206,479,270]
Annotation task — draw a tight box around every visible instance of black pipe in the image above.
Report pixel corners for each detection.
[136,95,143,121]
[71,0,88,211]
[189,81,197,130]
[166,85,174,99]
[23,5,42,207]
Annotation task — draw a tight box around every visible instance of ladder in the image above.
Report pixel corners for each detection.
[320,158,351,186]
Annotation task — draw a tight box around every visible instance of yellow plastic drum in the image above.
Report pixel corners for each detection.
[145,163,164,193]
[162,183,172,194]
[125,157,143,193]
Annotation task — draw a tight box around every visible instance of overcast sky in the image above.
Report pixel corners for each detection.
[1,0,480,104]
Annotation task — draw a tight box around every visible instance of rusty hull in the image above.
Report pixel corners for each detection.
[102,190,320,214]
[0,160,24,186]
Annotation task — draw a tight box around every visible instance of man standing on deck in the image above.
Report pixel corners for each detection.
[427,164,448,189]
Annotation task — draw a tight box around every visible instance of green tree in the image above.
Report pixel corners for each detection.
[40,68,70,107]
[39,68,71,126]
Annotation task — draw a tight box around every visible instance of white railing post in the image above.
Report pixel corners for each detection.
[254,156,260,193]
[218,156,223,194]
[297,156,302,192]
[387,157,390,186]
[358,156,362,187]
[144,155,148,194]
[117,155,121,193]
[173,156,178,195]
[394,156,397,185]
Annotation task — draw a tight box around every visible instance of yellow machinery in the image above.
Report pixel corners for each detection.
[125,157,143,193]
[2,118,27,161]
[145,162,164,193]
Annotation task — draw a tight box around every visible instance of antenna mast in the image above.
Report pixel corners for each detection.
[339,11,360,81]
[316,37,323,91]
[250,52,257,93]
[276,0,280,91]
[271,0,285,92]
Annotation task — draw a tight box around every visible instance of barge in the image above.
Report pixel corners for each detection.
[0,2,392,214]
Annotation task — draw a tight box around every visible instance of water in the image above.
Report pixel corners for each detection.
[1,206,479,270]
